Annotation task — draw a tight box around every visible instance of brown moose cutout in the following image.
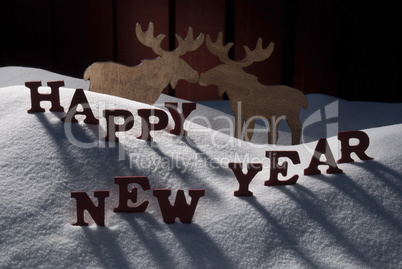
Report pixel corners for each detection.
[199,33,308,145]
[84,22,204,105]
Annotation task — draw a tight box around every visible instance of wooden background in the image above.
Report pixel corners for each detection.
[0,0,401,102]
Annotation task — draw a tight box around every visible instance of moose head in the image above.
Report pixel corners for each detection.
[84,22,204,105]
[199,33,307,145]
[135,22,204,89]
[199,32,274,97]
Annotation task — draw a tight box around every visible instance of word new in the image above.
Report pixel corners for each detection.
[26,80,196,141]
[25,81,202,226]
[229,130,373,196]
[71,176,205,225]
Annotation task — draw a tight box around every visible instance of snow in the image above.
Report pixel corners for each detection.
[0,66,401,268]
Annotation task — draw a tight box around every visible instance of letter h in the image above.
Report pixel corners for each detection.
[26,81,64,113]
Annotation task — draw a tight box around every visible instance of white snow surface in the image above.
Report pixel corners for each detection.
[0,67,401,268]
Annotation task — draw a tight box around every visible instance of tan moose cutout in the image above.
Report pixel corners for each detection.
[199,33,308,145]
[84,22,204,105]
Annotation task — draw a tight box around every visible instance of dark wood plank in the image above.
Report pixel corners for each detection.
[115,0,170,66]
[234,0,284,86]
[175,0,226,101]
[81,0,114,63]
[0,0,54,71]
[292,0,338,96]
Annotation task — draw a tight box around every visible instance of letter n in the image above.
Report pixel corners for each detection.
[304,138,343,175]
[228,163,262,196]
[337,131,373,163]
[71,191,109,226]
[153,189,205,224]
[26,81,64,113]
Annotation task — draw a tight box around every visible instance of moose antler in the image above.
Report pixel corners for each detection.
[136,22,204,57]
[243,38,274,66]
[135,22,166,56]
[174,27,205,56]
[205,32,234,64]
[206,32,274,68]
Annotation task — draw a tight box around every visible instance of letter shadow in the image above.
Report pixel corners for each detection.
[167,223,235,268]
[33,113,136,188]
[182,136,235,181]
[147,139,225,201]
[275,185,373,267]
[323,162,402,235]
[276,160,402,267]
[238,195,324,269]
[118,212,174,268]
[82,226,132,268]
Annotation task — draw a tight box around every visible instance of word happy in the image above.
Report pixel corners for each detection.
[26,81,373,226]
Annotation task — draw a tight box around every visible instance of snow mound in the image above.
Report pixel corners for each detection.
[0,67,401,268]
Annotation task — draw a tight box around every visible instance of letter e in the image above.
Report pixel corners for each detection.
[114,176,151,212]
[265,151,300,186]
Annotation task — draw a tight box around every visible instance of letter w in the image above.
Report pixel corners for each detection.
[153,189,205,224]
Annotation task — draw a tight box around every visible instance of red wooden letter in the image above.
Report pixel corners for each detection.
[103,109,135,142]
[71,191,109,226]
[165,102,196,136]
[228,163,262,196]
[337,131,373,163]
[62,88,99,125]
[304,138,343,175]
[153,189,205,224]
[26,80,64,113]
[265,151,300,186]
[137,109,169,141]
[114,176,150,212]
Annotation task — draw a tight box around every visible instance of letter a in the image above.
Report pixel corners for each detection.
[71,191,109,226]
[304,138,343,175]
[26,81,64,113]
[62,88,99,124]
[228,163,262,196]
[153,189,205,224]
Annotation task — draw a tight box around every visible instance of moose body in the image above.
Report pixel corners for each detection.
[199,33,307,145]
[84,23,204,105]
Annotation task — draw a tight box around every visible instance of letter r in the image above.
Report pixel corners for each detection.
[337,131,373,163]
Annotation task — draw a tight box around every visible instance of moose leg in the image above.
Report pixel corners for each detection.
[273,118,282,144]
[233,114,243,139]
[243,119,255,142]
[286,114,302,145]
[232,102,243,140]
[268,117,280,144]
